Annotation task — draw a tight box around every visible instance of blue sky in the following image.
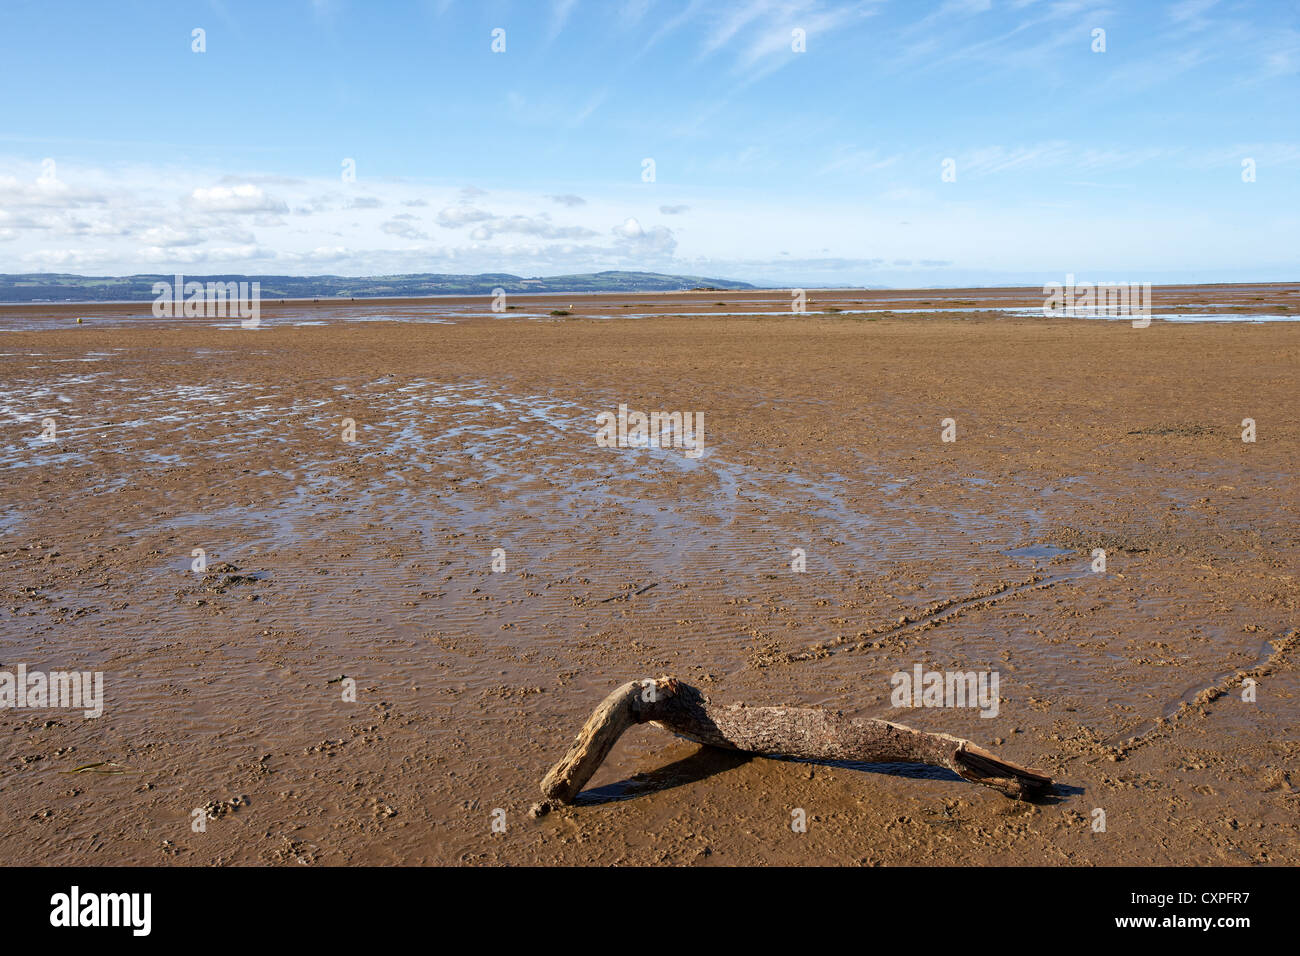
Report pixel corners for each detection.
[1,0,1297,286]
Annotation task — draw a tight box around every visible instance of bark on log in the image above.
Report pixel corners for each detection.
[539,677,1052,807]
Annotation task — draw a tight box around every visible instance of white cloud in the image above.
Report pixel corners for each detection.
[0,174,107,210]
[137,244,277,265]
[437,203,494,227]
[138,225,205,248]
[612,217,677,256]
[19,248,117,269]
[614,216,645,239]
[189,184,289,214]
[381,217,430,240]
[440,204,598,240]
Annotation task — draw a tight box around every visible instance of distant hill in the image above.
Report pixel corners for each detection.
[0,270,757,303]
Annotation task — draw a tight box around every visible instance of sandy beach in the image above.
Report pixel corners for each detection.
[1,285,1297,866]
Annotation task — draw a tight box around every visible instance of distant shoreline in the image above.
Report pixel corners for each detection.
[2,279,1296,308]
[0,270,761,304]
[3,284,1296,332]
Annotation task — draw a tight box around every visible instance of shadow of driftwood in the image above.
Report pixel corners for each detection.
[573,747,752,805]
[779,754,967,783]
[780,755,1073,805]
[573,746,1071,806]
[1036,781,1082,804]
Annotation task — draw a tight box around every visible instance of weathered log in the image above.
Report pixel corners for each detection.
[539,677,1052,807]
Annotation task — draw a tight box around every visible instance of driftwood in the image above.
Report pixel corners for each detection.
[538,677,1052,808]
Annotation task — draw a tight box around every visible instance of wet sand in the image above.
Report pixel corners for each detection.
[1,285,1297,865]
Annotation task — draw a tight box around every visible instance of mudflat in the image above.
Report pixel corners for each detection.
[1,286,1297,866]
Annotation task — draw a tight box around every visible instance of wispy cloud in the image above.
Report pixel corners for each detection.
[548,0,580,41]
[816,146,900,177]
